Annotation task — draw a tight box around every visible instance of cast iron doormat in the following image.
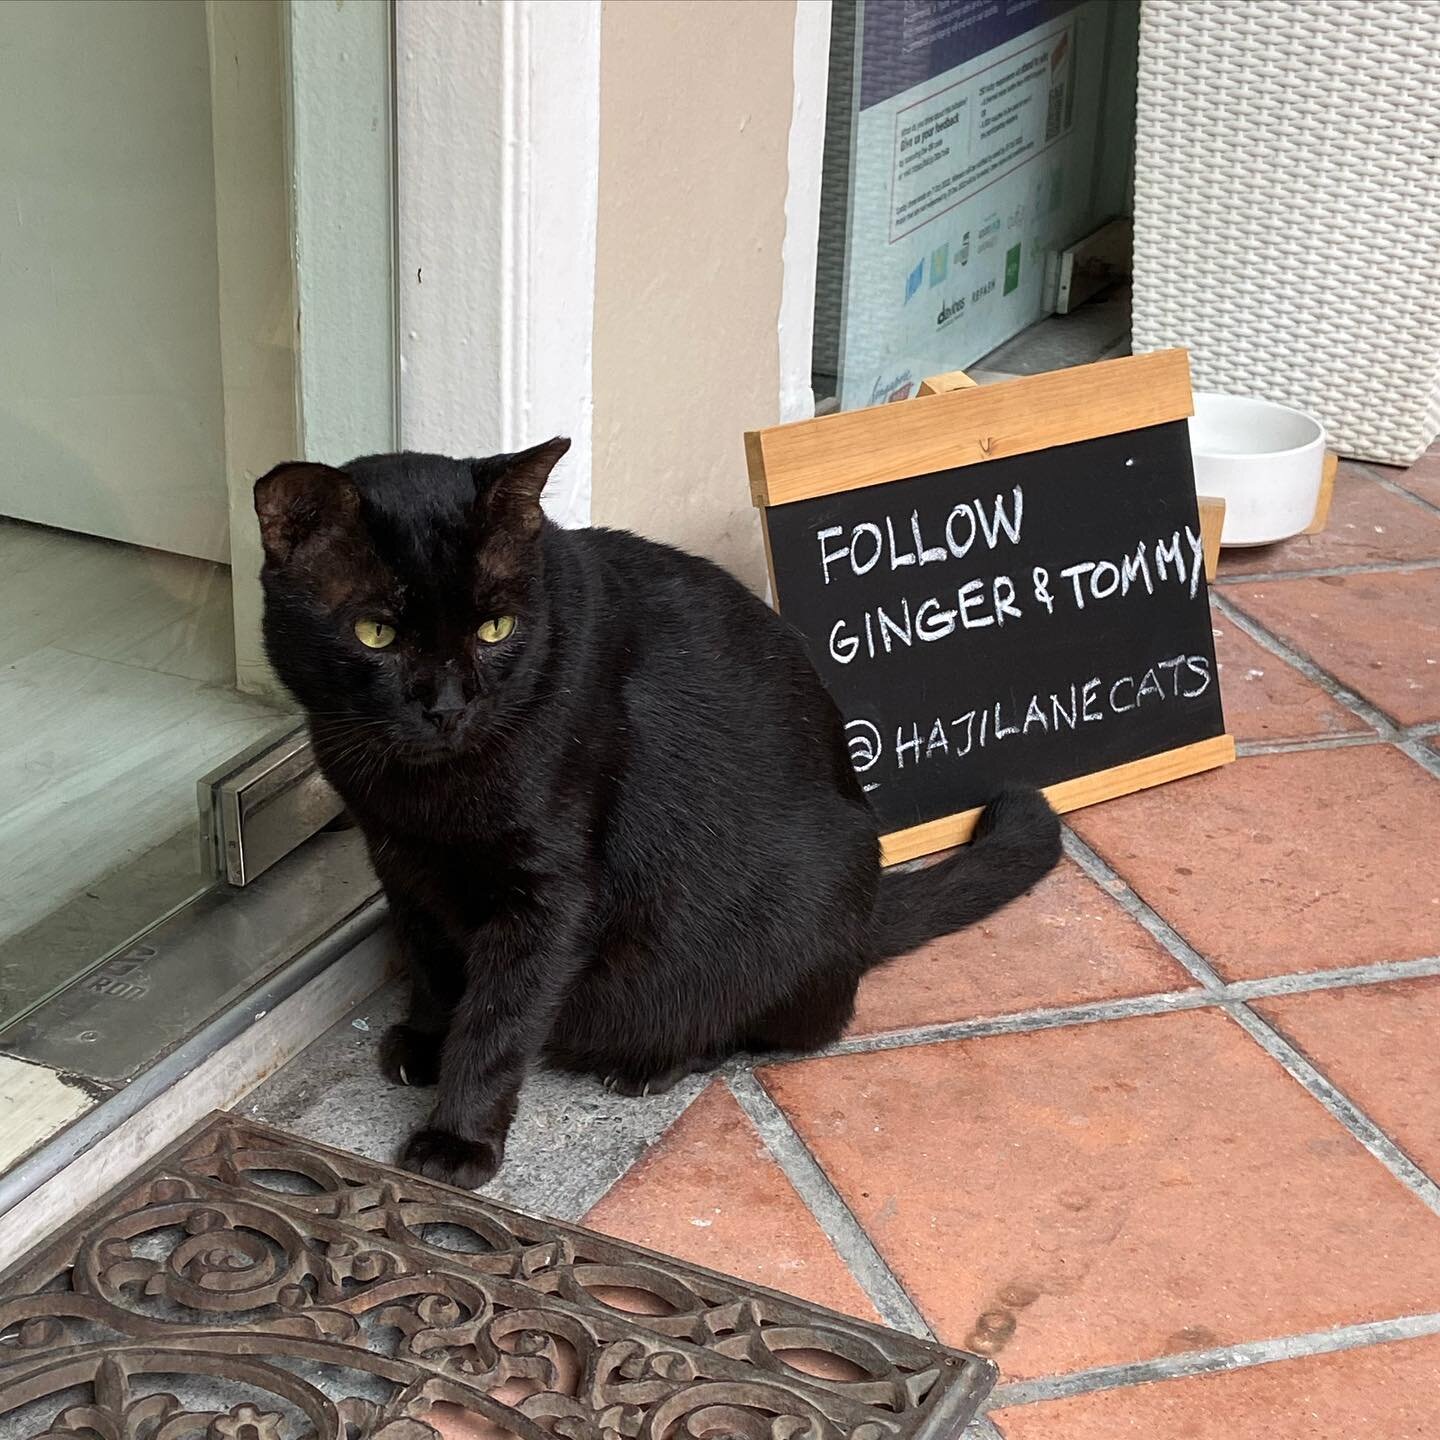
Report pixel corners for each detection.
[0,1113,994,1439]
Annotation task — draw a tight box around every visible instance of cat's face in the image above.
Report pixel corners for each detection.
[254,440,568,762]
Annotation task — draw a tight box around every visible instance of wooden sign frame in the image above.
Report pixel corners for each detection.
[920,364,1228,582]
[745,350,1236,865]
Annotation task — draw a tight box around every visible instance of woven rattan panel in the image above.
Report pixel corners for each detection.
[1132,0,1440,463]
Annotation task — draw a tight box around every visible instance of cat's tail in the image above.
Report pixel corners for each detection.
[865,786,1062,966]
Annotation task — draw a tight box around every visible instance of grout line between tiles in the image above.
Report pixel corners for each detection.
[1210,590,1398,735]
[797,952,1440,1065]
[987,1310,1440,1408]
[1214,556,1440,584]
[1221,1001,1440,1215]
[1398,736,1440,781]
[724,1069,936,1341]
[815,990,1214,1059]
[1351,461,1440,519]
[1059,828,1226,989]
[964,1417,1006,1439]
[775,955,1440,1071]
[1226,954,1440,1000]
[1234,733,1379,757]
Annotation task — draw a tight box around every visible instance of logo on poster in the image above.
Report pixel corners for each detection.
[977,213,1001,255]
[929,243,949,287]
[869,370,915,405]
[1003,243,1023,296]
[936,295,966,329]
[904,258,924,304]
[958,230,971,265]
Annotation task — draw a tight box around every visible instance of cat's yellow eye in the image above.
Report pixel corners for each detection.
[354,618,396,649]
[477,615,516,645]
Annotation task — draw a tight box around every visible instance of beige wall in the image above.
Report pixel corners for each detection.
[591,0,796,593]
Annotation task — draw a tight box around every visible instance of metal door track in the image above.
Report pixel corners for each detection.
[0,1113,995,1439]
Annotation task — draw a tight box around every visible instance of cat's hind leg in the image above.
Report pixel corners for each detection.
[599,1053,722,1097]
[744,968,860,1056]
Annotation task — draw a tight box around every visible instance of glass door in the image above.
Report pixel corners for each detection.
[0,1,396,1037]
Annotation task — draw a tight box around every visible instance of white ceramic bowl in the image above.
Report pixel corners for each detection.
[1188,392,1326,546]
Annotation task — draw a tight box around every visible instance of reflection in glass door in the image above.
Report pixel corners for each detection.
[0,0,394,1028]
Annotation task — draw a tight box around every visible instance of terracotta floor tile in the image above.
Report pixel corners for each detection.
[1068,747,1440,979]
[760,1010,1440,1380]
[584,1080,878,1320]
[1254,978,1440,1180]
[850,861,1194,1036]
[1381,445,1440,509]
[1210,605,1373,743]
[1216,465,1440,577]
[1226,569,1440,726]
[995,1335,1440,1439]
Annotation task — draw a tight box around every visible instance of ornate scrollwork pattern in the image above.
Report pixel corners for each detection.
[0,1115,993,1440]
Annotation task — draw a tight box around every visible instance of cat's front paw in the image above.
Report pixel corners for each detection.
[398,1126,502,1189]
[379,1024,443,1087]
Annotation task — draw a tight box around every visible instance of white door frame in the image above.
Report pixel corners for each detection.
[288,0,399,466]
[394,0,601,529]
[216,0,399,697]
[779,0,832,426]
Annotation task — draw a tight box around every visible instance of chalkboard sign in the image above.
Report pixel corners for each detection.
[746,351,1234,863]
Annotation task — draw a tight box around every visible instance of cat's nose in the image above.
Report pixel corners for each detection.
[421,674,467,733]
[421,700,465,734]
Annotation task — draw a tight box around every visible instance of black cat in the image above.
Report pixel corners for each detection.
[255,439,1061,1189]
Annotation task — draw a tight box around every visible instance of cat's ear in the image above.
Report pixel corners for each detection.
[477,437,571,538]
[254,461,358,563]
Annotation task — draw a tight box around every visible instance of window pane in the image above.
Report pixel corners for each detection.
[815,0,1139,409]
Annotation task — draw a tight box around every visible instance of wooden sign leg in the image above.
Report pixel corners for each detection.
[1196,495,1226,582]
[917,369,979,397]
[1304,451,1339,535]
